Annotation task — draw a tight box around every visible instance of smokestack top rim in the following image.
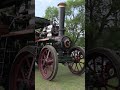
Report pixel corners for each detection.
[58,2,66,7]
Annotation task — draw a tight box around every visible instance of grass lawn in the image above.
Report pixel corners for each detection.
[35,64,85,90]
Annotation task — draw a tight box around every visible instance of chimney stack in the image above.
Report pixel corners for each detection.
[58,2,66,36]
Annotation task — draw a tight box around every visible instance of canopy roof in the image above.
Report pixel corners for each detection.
[35,17,50,28]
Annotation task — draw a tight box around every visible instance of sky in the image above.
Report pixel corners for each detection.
[35,0,66,17]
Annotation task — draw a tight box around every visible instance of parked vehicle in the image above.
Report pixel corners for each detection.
[35,2,85,81]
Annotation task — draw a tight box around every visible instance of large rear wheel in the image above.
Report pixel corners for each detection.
[9,46,35,90]
[38,45,58,81]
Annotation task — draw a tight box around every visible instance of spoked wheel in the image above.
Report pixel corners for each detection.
[9,46,35,90]
[86,48,120,90]
[68,46,85,75]
[38,45,58,81]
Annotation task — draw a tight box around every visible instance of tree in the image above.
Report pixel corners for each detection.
[44,0,85,47]
[45,6,58,22]
[86,0,120,49]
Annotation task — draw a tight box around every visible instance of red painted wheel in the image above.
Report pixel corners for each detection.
[38,45,58,81]
[68,47,85,75]
[9,46,35,90]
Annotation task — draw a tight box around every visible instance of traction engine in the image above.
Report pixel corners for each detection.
[35,2,85,80]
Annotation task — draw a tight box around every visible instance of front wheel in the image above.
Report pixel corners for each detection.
[38,45,58,81]
[68,46,85,75]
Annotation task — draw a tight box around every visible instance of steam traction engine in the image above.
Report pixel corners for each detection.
[35,3,85,80]
[0,0,35,90]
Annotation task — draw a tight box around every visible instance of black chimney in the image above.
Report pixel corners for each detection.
[58,2,66,36]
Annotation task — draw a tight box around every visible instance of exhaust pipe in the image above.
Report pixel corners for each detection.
[58,2,66,36]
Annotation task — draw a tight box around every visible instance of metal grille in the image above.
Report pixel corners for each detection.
[0,37,17,80]
[0,37,8,78]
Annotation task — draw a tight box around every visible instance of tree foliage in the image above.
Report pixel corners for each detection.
[45,6,58,21]
[86,0,120,49]
[44,0,85,47]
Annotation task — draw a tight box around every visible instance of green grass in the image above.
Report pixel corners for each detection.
[35,64,85,90]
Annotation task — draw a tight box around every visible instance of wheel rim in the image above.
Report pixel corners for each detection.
[38,46,58,80]
[68,47,85,75]
[86,53,120,90]
[10,52,35,90]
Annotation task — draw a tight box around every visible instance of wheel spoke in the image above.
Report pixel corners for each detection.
[79,62,82,69]
[72,63,75,69]
[86,62,95,72]
[44,67,47,74]
[27,58,35,80]
[76,63,80,71]
[80,61,84,64]
[77,50,81,60]
[46,59,53,65]
[73,51,76,60]
[93,58,96,72]
[26,58,31,68]
[101,57,104,75]
[71,52,74,57]
[46,50,50,60]
[74,63,77,71]
[20,68,26,80]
